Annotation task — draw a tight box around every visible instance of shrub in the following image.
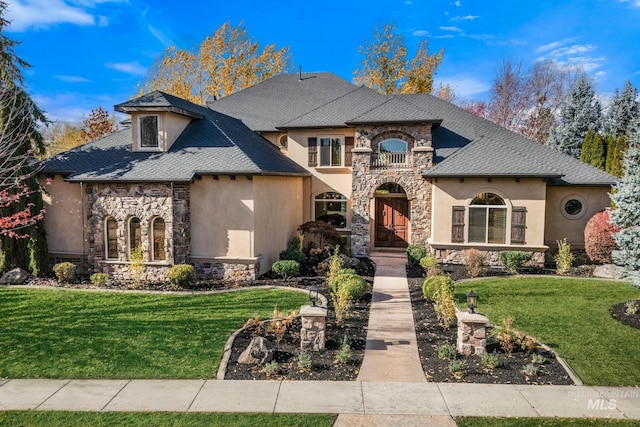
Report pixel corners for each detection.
[625,301,639,316]
[53,262,76,284]
[493,316,516,356]
[555,238,574,275]
[90,272,109,286]
[462,248,484,278]
[129,245,144,286]
[419,254,440,277]
[335,339,352,364]
[298,221,341,250]
[337,268,357,276]
[263,361,279,377]
[448,359,467,379]
[499,251,532,274]
[297,351,312,372]
[331,289,352,324]
[279,237,305,263]
[167,264,195,288]
[272,260,300,280]
[531,353,546,365]
[422,275,455,328]
[482,351,502,370]
[327,246,343,288]
[243,316,265,337]
[407,244,427,266]
[268,306,297,343]
[422,275,453,301]
[333,273,368,301]
[339,236,352,257]
[521,363,539,378]
[437,344,456,360]
[584,210,619,263]
[0,249,5,274]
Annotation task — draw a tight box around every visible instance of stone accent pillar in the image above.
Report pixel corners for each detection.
[456,311,491,356]
[300,305,327,352]
[351,147,373,257]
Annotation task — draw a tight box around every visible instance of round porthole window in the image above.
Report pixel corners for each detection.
[561,195,587,219]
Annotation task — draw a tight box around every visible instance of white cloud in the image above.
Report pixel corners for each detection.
[620,0,640,7]
[453,1,461,6]
[440,26,463,32]
[5,0,123,31]
[535,40,606,73]
[533,38,576,54]
[433,34,455,39]
[97,15,109,26]
[412,30,430,37]
[106,61,147,76]
[450,15,480,21]
[436,75,490,98]
[148,25,173,48]
[53,75,92,83]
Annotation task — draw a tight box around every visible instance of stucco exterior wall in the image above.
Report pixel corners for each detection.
[130,111,192,152]
[253,176,304,275]
[544,185,612,247]
[190,176,255,259]
[430,178,547,248]
[41,175,85,256]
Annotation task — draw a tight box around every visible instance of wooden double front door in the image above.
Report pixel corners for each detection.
[375,197,409,247]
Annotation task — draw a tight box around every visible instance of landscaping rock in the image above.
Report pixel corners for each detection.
[238,336,275,365]
[0,268,29,285]
[593,264,625,279]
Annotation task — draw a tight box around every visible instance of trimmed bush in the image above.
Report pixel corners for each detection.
[419,254,439,277]
[272,260,300,280]
[584,210,619,263]
[90,272,109,286]
[337,268,357,276]
[167,264,195,288]
[333,273,368,300]
[422,275,453,301]
[422,274,456,328]
[407,244,427,266]
[279,237,305,263]
[499,251,532,274]
[53,262,76,284]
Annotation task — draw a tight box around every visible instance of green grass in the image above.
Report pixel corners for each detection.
[0,411,335,427]
[456,277,640,386]
[456,417,638,427]
[0,288,307,379]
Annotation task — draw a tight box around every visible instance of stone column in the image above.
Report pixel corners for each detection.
[300,305,327,352]
[456,311,491,356]
[351,147,373,257]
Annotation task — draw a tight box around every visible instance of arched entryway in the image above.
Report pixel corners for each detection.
[374,182,409,248]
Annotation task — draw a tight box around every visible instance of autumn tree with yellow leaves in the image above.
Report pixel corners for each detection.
[354,23,447,96]
[44,106,117,157]
[138,22,291,104]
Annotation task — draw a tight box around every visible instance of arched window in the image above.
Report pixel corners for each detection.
[378,138,407,165]
[128,217,142,259]
[468,193,507,244]
[104,216,118,260]
[315,192,347,228]
[152,217,166,261]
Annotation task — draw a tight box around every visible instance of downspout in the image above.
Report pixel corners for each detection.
[80,182,86,269]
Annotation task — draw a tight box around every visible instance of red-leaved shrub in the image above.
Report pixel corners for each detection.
[584,210,619,263]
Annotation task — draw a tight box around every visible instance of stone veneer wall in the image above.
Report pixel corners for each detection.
[85,182,189,282]
[194,260,260,281]
[351,124,434,256]
[434,248,546,267]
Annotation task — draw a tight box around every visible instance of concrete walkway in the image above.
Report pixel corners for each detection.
[1,252,640,424]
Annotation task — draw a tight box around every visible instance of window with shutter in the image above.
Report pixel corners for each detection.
[452,206,465,243]
[511,206,527,244]
[308,137,317,167]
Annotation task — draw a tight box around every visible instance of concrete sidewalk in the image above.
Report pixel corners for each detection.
[0,379,639,420]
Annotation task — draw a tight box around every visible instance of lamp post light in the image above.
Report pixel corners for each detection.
[466,290,478,314]
[308,285,319,307]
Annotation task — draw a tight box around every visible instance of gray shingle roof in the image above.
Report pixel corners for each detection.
[41,98,309,182]
[115,91,204,119]
[208,72,357,132]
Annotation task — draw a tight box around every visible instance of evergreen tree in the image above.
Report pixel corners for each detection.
[589,133,605,170]
[580,129,594,164]
[604,80,639,138]
[610,135,629,177]
[604,135,616,174]
[0,2,48,274]
[547,75,601,158]
[610,117,640,287]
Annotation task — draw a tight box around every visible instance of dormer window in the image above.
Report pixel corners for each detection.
[139,115,159,149]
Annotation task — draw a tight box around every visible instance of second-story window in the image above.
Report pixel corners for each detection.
[320,137,342,166]
[139,115,159,149]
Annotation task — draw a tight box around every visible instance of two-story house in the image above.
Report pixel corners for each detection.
[40,72,615,280]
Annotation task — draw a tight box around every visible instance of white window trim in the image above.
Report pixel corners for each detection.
[318,135,344,168]
[138,114,161,151]
[313,191,349,230]
[465,191,511,245]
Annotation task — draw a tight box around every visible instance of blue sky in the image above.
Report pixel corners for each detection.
[5,0,640,123]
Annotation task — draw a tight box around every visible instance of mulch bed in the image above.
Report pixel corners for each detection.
[611,300,640,330]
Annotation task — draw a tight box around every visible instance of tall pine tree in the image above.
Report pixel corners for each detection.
[547,75,601,158]
[610,135,629,178]
[580,130,594,164]
[603,80,639,138]
[610,117,640,288]
[0,2,48,274]
[589,133,605,170]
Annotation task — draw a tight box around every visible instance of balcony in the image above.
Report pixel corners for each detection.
[371,151,411,169]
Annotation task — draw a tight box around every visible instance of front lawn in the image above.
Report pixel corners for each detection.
[0,411,335,427]
[0,288,307,379]
[455,277,640,386]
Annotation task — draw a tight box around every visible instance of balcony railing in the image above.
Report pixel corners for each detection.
[371,151,411,169]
